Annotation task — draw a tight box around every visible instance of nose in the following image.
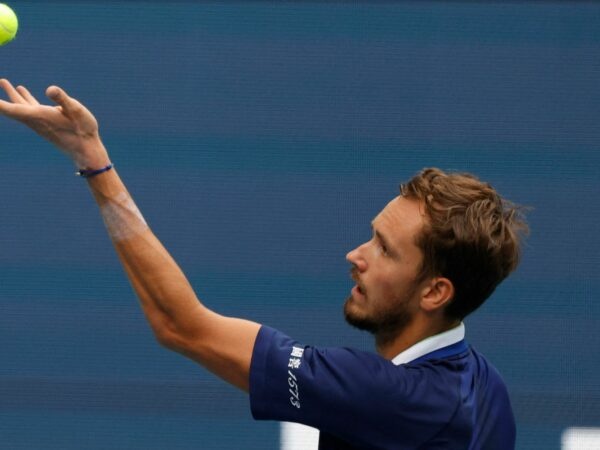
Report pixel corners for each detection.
[346,243,367,272]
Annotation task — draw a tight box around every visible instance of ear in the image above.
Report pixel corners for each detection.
[420,277,455,312]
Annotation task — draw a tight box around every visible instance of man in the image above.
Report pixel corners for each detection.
[0,79,527,449]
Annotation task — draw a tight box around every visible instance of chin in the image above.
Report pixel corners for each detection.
[343,296,378,334]
[343,295,413,337]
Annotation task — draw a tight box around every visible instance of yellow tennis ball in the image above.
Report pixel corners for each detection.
[0,3,18,46]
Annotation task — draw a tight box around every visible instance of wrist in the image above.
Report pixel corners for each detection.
[76,163,114,178]
[72,136,111,170]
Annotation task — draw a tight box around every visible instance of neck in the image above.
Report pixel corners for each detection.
[375,314,461,360]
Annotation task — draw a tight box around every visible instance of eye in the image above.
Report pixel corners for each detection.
[371,230,389,257]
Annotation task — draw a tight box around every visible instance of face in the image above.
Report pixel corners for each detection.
[344,196,426,338]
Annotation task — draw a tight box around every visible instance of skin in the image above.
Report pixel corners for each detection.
[0,79,260,391]
[345,196,459,358]
[0,79,459,393]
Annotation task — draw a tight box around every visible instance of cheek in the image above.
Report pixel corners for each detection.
[369,273,399,300]
[375,269,414,301]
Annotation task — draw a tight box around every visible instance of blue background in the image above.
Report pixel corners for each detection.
[1,2,599,449]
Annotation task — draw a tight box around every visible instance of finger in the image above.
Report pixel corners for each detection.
[0,99,34,121]
[46,85,82,117]
[16,85,41,106]
[0,78,28,104]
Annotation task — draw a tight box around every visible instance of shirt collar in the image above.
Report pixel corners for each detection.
[391,322,466,366]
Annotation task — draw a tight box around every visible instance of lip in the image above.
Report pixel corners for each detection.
[351,285,366,300]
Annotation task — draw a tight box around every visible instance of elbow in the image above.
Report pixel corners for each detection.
[156,329,205,364]
[155,329,178,350]
[147,305,211,357]
[154,322,206,360]
[152,320,189,353]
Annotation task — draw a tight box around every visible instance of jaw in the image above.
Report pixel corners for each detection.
[344,293,415,346]
[343,295,375,332]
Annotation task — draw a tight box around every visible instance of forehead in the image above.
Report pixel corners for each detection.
[373,196,426,246]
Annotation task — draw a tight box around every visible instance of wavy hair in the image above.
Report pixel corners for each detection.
[401,168,529,319]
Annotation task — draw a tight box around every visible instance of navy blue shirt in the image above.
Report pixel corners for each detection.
[250,325,515,449]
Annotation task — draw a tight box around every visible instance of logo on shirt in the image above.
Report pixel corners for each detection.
[287,346,304,409]
[288,346,304,369]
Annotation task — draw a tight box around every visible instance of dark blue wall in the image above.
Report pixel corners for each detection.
[1,2,599,449]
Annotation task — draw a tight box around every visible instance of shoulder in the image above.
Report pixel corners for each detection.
[467,346,511,393]
[250,326,480,447]
[460,346,516,448]
[259,325,471,410]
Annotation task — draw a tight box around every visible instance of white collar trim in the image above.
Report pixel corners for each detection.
[391,322,465,366]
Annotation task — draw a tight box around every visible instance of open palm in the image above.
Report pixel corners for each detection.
[0,78,107,168]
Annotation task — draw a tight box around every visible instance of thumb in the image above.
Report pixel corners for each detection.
[46,85,80,115]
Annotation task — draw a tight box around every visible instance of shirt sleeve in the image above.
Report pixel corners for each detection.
[249,326,463,448]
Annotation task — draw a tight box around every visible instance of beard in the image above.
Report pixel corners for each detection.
[343,284,418,345]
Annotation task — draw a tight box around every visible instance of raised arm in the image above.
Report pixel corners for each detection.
[0,79,260,391]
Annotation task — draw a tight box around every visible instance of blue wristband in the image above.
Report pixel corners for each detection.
[76,163,114,178]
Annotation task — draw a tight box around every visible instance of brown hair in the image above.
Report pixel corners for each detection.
[401,168,529,320]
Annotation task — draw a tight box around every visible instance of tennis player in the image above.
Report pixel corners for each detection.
[0,79,527,449]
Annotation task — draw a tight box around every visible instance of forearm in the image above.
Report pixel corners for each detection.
[0,79,259,391]
[87,167,207,344]
[86,165,261,391]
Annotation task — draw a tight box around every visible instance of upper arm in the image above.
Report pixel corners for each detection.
[164,306,261,392]
[249,329,407,446]
[249,329,462,448]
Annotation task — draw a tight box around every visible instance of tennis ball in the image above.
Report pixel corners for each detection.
[0,3,18,46]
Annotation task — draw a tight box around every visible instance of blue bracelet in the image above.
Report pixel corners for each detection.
[76,163,114,178]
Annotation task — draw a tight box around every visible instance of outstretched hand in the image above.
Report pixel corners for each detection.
[0,78,110,169]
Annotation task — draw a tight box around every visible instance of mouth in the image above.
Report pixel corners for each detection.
[352,284,365,296]
[350,271,366,298]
